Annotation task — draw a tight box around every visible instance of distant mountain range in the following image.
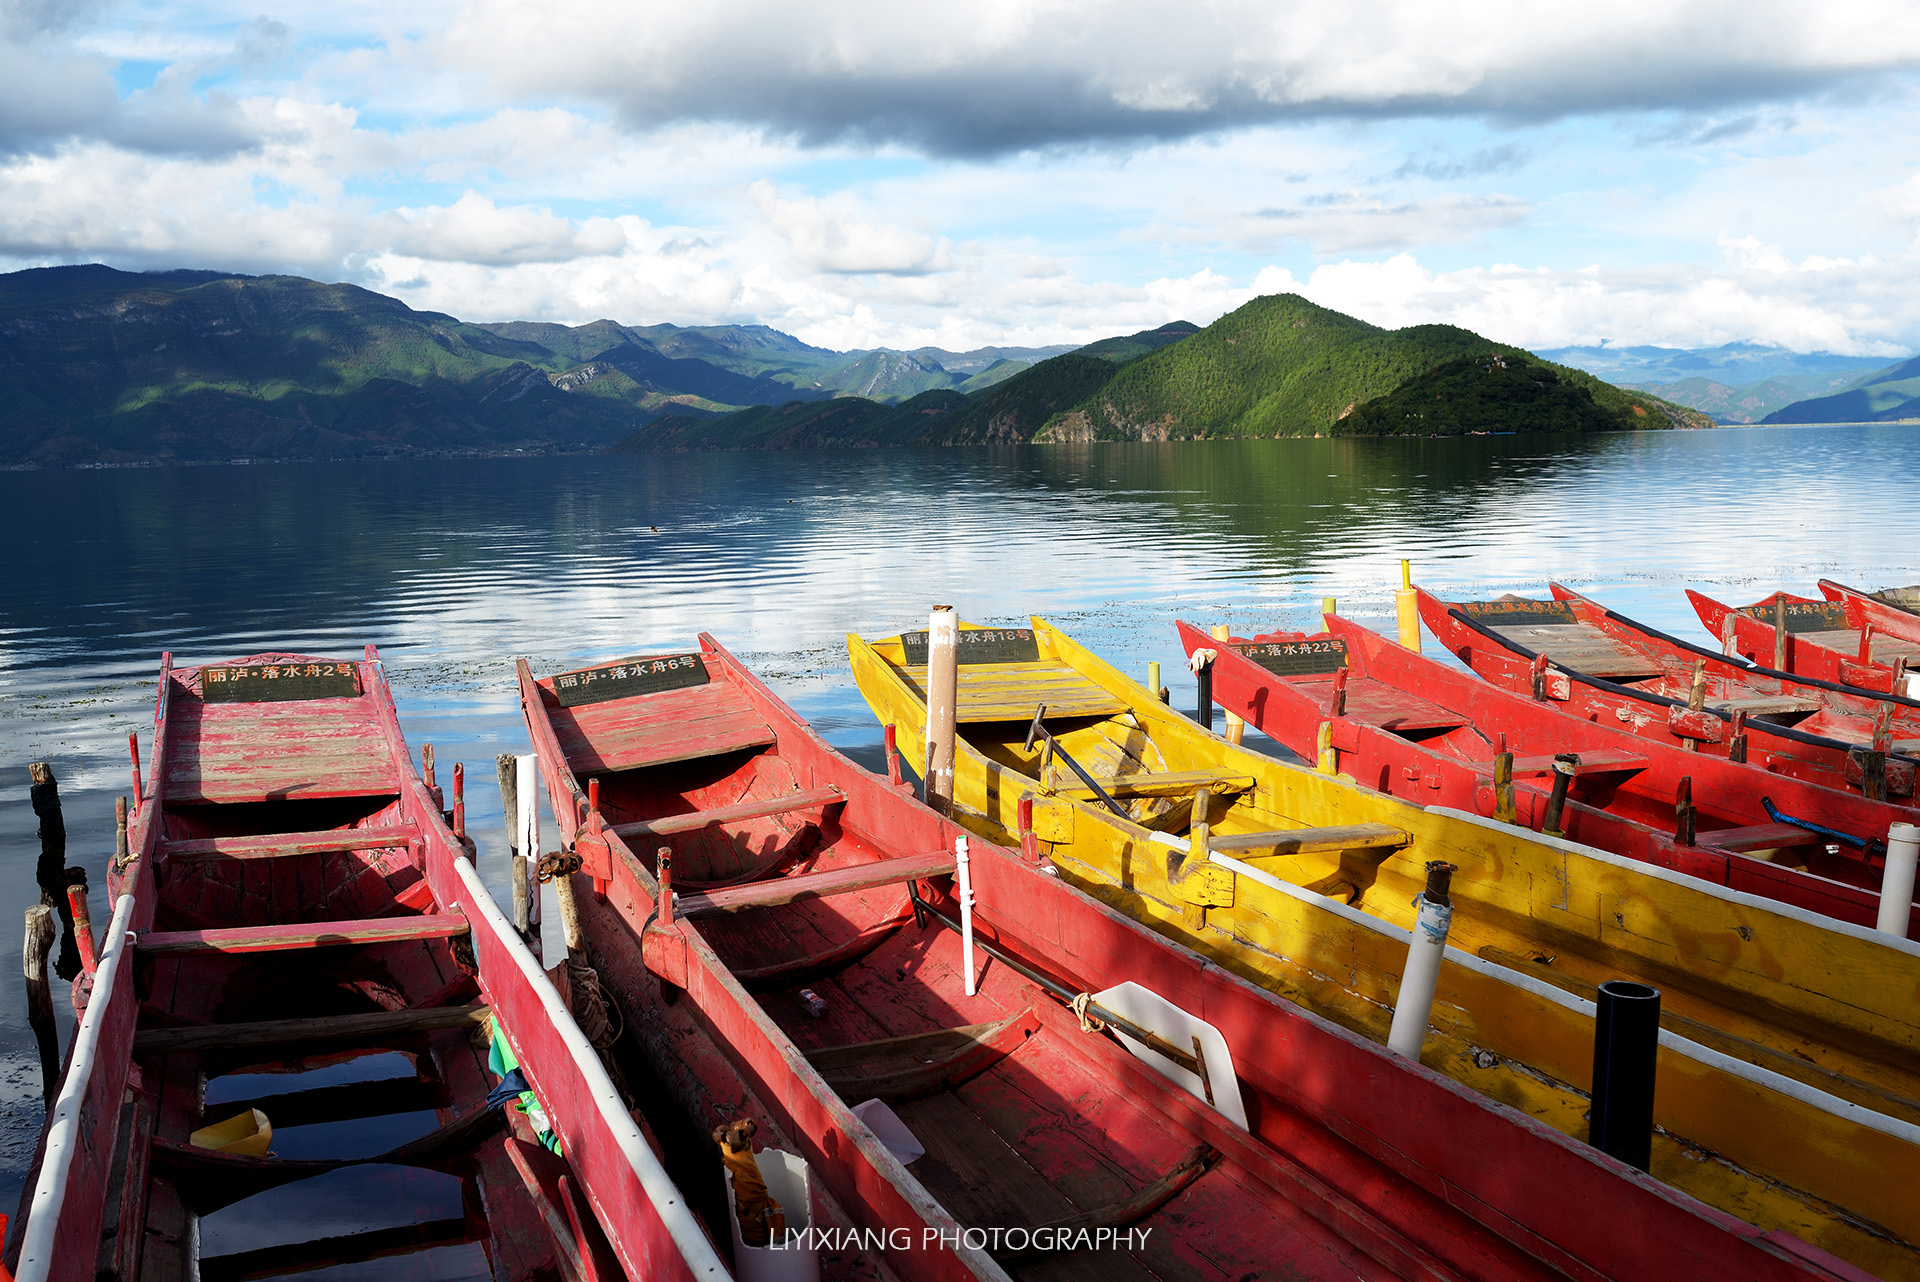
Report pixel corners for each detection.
[1,265,1711,465]
[1538,342,1914,424]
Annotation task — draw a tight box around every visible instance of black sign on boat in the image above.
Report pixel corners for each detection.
[201,661,363,702]
[1233,638,1349,676]
[900,628,1039,665]
[1736,602,1848,633]
[552,654,710,707]
[1459,600,1579,627]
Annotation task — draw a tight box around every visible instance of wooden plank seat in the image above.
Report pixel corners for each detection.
[1695,824,1828,852]
[802,1009,1044,1103]
[1213,822,1409,856]
[1507,749,1650,779]
[1480,619,1664,682]
[1051,770,1255,801]
[133,1003,491,1055]
[610,786,844,840]
[1712,696,1824,718]
[135,912,468,957]
[551,681,776,774]
[673,849,956,919]
[1296,676,1470,733]
[161,822,420,862]
[896,662,1127,722]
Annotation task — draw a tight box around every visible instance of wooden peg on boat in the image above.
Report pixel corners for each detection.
[1530,652,1552,702]
[657,849,675,927]
[1541,754,1578,837]
[1773,595,1788,671]
[1861,751,1887,804]
[1728,709,1749,764]
[1872,701,1895,753]
[925,606,959,815]
[1860,624,1875,664]
[1316,721,1337,774]
[1212,625,1245,745]
[66,882,97,976]
[1673,777,1696,846]
[883,724,905,788]
[452,763,467,841]
[23,905,56,1104]
[1687,660,1708,712]
[1329,666,1349,718]
[112,796,130,873]
[127,731,143,812]
[1493,752,1516,824]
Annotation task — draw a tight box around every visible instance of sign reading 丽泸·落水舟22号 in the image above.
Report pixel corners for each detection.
[1232,638,1349,676]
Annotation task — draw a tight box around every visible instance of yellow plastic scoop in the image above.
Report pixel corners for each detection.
[190,1108,272,1158]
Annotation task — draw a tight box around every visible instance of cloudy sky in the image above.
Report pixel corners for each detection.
[6,0,1920,354]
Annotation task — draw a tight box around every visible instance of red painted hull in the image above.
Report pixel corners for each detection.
[1821,578,1920,647]
[1173,619,1920,938]
[14,648,708,1282]
[1545,582,1920,748]
[1418,590,1918,803]
[524,635,1875,1282]
[1687,588,1916,695]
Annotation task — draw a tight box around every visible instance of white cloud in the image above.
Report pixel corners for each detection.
[748,181,952,275]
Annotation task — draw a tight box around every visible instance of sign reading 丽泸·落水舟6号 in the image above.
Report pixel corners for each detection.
[552,654,711,707]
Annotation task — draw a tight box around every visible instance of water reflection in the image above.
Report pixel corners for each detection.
[0,424,1914,1212]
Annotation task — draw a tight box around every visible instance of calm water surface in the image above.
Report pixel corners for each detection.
[0,424,1914,1222]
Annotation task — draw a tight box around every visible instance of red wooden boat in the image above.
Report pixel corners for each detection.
[1174,617,1920,935]
[1821,578,1920,648]
[515,635,1869,1282]
[9,648,719,1282]
[1688,586,1920,696]
[1538,582,1920,750]
[1416,588,1919,803]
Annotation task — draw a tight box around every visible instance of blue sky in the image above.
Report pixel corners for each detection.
[6,0,1920,353]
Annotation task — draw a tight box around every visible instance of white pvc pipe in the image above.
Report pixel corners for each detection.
[956,836,977,996]
[1386,892,1453,1059]
[926,607,959,814]
[1878,822,1920,938]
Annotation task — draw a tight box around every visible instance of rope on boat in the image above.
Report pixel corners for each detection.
[565,954,623,1050]
[1070,991,1107,1033]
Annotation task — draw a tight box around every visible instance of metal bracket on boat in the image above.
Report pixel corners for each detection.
[1024,706,1130,819]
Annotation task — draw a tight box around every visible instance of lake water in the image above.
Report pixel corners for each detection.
[1,423,1914,1227]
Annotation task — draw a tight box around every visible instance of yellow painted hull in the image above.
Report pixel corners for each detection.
[848,617,1920,1278]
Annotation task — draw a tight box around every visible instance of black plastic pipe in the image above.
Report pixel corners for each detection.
[1195,656,1213,731]
[1589,980,1661,1172]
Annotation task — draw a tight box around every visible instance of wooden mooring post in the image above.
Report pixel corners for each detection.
[28,762,82,981]
[23,905,58,1104]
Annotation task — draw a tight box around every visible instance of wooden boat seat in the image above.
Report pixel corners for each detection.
[1801,628,1920,664]
[160,822,420,863]
[164,695,396,803]
[1213,822,1408,856]
[134,911,469,956]
[1695,823,1827,852]
[1294,676,1470,732]
[551,682,775,773]
[1052,770,1254,801]
[611,786,843,840]
[801,1009,1043,1102]
[674,849,956,918]
[1507,749,1650,779]
[1459,601,1664,681]
[134,1004,490,1055]
[895,661,1126,722]
[1712,695,1823,717]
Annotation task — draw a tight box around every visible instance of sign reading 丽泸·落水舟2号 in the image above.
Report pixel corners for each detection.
[1233,638,1349,676]
[552,654,710,707]
[900,628,1040,666]
[201,661,363,702]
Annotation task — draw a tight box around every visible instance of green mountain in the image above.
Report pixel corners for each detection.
[613,389,973,451]
[1762,355,1920,423]
[1076,320,1201,362]
[1622,376,1807,424]
[1036,294,1704,441]
[1343,351,1664,434]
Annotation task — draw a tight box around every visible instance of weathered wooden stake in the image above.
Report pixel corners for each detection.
[496,753,519,854]
[112,796,129,874]
[1493,752,1516,824]
[451,762,466,841]
[1773,595,1788,672]
[1686,660,1707,711]
[1329,666,1349,718]
[1728,709,1749,764]
[1530,652,1552,702]
[127,731,144,812]
[511,855,532,941]
[1016,795,1041,865]
[925,606,959,815]
[1673,776,1696,846]
[23,905,58,1104]
[1720,613,1738,658]
[1871,701,1895,753]
[1395,560,1422,653]
[1861,750,1887,803]
[1860,624,1875,664]
[514,754,542,956]
[1316,721,1337,774]
[1541,754,1579,837]
[1211,624,1245,745]
[67,883,98,975]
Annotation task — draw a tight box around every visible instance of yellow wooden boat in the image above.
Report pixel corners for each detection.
[849,616,1920,1279]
